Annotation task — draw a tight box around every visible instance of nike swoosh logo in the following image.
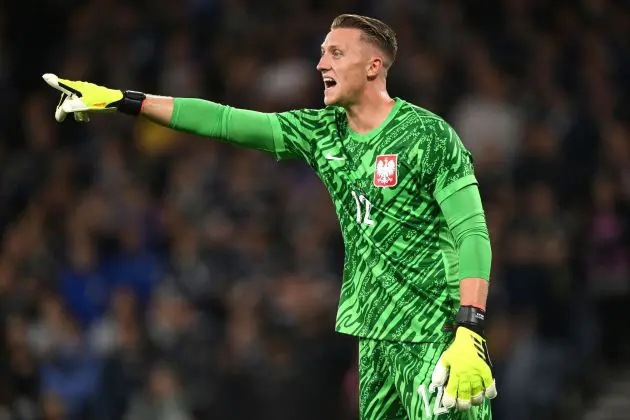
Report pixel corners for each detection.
[325,153,345,161]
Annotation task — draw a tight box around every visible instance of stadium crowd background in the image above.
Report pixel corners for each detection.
[1,0,629,419]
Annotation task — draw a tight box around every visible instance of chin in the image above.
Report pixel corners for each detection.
[323,92,341,106]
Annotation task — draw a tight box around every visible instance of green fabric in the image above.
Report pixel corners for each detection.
[169,98,279,154]
[439,184,492,281]
[358,337,493,419]
[167,96,491,343]
[273,104,479,343]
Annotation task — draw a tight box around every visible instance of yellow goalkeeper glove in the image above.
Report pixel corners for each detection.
[42,73,146,122]
[430,307,497,411]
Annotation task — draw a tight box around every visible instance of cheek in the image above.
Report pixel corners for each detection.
[350,70,367,92]
[339,65,364,89]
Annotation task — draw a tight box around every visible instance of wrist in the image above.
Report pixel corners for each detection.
[116,90,146,115]
[456,305,486,336]
[459,278,488,311]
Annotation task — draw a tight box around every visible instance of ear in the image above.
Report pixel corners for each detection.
[366,56,384,81]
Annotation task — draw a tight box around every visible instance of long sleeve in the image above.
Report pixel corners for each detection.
[168,98,282,154]
[439,184,492,281]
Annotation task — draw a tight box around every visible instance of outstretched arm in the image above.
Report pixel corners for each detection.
[42,74,281,155]
[141,96,279,154]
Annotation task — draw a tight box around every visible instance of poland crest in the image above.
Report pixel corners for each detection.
[373,154,398,187]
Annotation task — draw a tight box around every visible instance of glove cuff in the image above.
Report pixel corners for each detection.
[116,90,147,115]
[456,305,486,336]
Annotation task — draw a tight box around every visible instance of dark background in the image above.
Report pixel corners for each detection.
[1,0,629,419]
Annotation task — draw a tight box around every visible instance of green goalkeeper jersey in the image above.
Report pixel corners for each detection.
[270,98,478,343]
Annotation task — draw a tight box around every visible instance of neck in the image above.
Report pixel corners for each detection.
[345,86,395,134]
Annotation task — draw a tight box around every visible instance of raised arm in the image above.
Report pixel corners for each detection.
[142,96,280,154]
[42,74,282,156]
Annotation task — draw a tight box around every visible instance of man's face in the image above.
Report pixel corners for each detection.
[317,28,375,106]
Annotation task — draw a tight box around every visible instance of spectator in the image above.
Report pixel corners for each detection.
[123,362,192,420]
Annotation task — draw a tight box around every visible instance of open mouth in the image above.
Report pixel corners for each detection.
[323,78,337,89]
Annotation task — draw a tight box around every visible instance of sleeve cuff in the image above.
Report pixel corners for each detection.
[434,174,478,205]
[458,271,490,282]
[168,97,182,129]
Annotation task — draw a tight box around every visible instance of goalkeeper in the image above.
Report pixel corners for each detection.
[43,14,496,420]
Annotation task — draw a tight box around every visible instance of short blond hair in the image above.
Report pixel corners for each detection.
[330,14,398,69]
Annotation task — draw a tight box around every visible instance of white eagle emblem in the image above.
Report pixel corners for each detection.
[373,154,398,187]
[377,159,396,183]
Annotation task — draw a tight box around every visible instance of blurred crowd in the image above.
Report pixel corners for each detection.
[1,0,629,419]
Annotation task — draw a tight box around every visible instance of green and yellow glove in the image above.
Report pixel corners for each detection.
[430,306,497,411]
[42,73,145,122]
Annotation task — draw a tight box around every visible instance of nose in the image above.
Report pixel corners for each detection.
[316,54,329,72]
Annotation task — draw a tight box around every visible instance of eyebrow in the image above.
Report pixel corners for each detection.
[320,44,342,53]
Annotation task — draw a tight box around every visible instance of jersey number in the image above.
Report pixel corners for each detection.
[351,191,374,225]
[418,384,449,417]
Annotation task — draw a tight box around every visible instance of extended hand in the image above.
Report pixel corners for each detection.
[42,73,125,122]
[42,73,145,122]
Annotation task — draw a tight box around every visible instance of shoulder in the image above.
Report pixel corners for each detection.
[272,107,342,149]
[276,106,339,121]
[394,101,461,156]
[399,100,456,136]
[276,106,340,132]
[396,102,473,174]
[274,106,340,132]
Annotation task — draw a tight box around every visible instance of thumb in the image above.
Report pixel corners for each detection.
[55,103,68,123]
[430,354,450,391]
